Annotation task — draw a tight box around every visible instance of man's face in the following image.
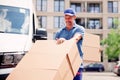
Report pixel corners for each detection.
[64,15,76,28]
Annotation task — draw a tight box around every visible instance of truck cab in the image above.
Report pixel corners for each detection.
[0,0,47,79]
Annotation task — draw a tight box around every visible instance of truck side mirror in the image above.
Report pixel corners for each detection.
[33,28,47,42]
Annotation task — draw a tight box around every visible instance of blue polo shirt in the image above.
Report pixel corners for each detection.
[55,23,85,58]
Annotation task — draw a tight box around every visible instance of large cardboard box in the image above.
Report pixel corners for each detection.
[6,40,82,80]
[28,40,82,76]
[82,33,101,62]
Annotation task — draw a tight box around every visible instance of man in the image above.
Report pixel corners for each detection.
[55,8,85,80]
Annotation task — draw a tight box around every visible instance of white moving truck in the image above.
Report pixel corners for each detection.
[0,0,47,79]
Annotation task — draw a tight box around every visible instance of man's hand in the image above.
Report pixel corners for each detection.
[56,38,66,44]
[71,33,82,43]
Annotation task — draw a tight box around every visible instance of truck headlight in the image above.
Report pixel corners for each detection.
[0,51,26,68]
[14,54,24,64]
[3,54,14,65]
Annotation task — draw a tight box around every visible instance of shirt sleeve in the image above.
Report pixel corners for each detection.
[54,31,59,40]
[75,26,85,40]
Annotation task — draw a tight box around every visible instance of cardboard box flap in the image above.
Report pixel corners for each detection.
[6,69,62,80]
[16,53,66,69]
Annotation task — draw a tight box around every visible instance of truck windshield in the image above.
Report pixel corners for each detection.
[0,5,30,35]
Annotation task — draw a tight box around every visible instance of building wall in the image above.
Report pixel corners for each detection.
[33,0,120,71]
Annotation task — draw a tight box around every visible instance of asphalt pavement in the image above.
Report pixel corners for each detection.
[83,72,120,80]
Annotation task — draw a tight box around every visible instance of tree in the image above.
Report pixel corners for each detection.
[101,21,120,61]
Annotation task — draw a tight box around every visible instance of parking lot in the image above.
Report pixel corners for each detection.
[83,72,120,80]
